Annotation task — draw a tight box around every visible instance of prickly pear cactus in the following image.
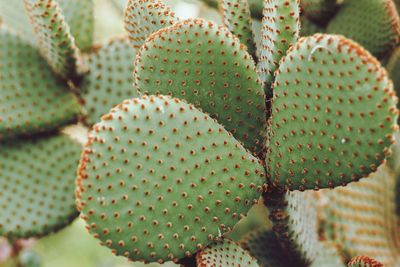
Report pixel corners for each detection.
[1,0,400,266]
[267,34,398,190]
[196,239,259,267]
[0,133,81,238]
[133,18,267,155]
[76,95,266,263]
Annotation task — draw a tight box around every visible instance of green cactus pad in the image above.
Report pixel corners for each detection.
[264,189,319,265]
[79,36,138,125]
[387,46,400,96]
[0,27,81,140]
[196,239,259,267]
[0,0,36,44]
[258,0,300,91]
[0,133,82,238]
[134,18,266,156]
[241,226,305,267]
[77,95,266,263]
[326,0,400,58]
[347,256,384,267]
[300,16,324,37]
[267,34,398,190]
[57,0,94,51]
[300,0,338,23]
[322,164,400,266]
[124,0,179,49]
[24,0,79,80]
[220,0,257,57]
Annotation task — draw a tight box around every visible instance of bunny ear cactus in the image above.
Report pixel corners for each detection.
[56,0,94,51]
[0,133,82,238]
[267,34,398,191]
[23,0,80,80]
[76,95,266,263]
[258,0,300,92]
[133,18,267,156]
[79,36,138,125]
[0,27,81,139]
[326,0,400,59]
[124,0,179,49]
[196,239,259,267]
[219,0,257,57]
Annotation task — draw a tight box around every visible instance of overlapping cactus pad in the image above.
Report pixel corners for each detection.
[0,27,81,139]
[57,0,94,51]
[196,239,259,267]
[80,36,138,125]
[77,95,266,263]
[124,0,179,48]
[267,34,398,190]
[326,0,400,58]
[220,0,257,57]
[0,133,81,238]
[24,0,79,80]
[134,18,267,155]
[258,0,300,90]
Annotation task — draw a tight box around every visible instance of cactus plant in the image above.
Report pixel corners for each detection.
[0,0,400,267]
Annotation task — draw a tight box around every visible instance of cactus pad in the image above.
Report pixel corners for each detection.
[220,0,257,57]
[80,36,138,125]
[0,27,81,139]
[322,164,400,266]
[0,133,82,238]
[348,256,384,267]
[77,95,266,263]
[258,0,300,91]
[196,239,259,267]
[267,34,398,190]
[326,0,400,58]
[24,0,79,80]
[134,19,266,156]
[124,0,179,49]
[57,0,94,51]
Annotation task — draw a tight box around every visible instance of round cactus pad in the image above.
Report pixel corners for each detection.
[134,19,266,156]
[196,239,259,267]
[326,0,400,58]
[77,95,266,263]
[80,36,138,125]
[0,133,82,238]
[267,34,398,190]
[124,0,179,49]
[0,27,81,140]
